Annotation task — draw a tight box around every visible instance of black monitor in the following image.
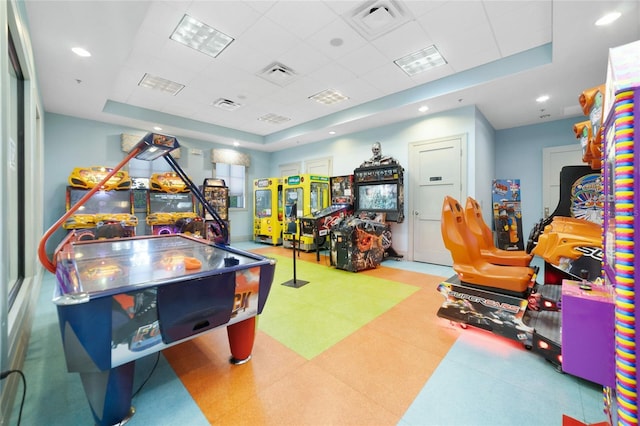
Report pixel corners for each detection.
[66,188,132,214]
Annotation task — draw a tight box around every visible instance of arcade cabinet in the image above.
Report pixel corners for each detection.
[351,161,404,260]
[596,40,640,426]
[281,174,330,251]
[38,132,274,426]
[329,145,404,272]
[146,172,205,238]
[298,174,354,252]
[253,177,283,245]
[437,166,605,368]
[201,178,230,241]
[63,166,137,240]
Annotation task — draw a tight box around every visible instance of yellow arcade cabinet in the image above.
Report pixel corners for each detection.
[282,174,330,250]
[146,171,204,237]
[64,166,137,240]
[253,177,283,245]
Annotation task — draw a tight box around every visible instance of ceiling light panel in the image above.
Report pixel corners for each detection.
[170,14,234,58]
[258,113,291,124]
[309,89,349,105]
[138,73,185,95]
[394,45,447,76]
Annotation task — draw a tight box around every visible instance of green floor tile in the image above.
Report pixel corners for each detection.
[258,255,419,359]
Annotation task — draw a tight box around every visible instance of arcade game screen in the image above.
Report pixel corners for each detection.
[357,183,398,211]
[67,188,132,214]
[148,192,194,213]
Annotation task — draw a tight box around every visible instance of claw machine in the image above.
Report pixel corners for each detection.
[253,177,283,245]
[282,174,330,250]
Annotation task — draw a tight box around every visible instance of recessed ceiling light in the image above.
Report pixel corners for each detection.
[153,126,163,131]
[170,14,234,58]
[394,45,447,76]
[233,141,240,147]
[329,131,336,135]
[72,47,91,57]
[595,12,621,26]
[138,73,185,95]
[309,89,349,105]
[536,95,550,103]
[418,105,429,113]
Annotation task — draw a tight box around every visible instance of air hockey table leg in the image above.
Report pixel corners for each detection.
[79,361,135,425]
[227,316,256,365]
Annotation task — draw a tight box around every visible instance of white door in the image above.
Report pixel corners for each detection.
[279,162,300,179]
[409,134,467,266]
[305,157,332,176]
[542,145,583,218]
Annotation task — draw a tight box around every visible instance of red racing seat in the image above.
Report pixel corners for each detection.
[464,197,533,267]
[441,196,534,294]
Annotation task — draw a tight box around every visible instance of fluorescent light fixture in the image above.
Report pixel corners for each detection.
[138,73,185,96]
[72,47,91,57]
[418,105,429,113]
[170,14,234,58]
[309,89,349,105]
[595,12,621,26]
[394,45,446,76]
[258,113,291,124]
[536,95,550,103]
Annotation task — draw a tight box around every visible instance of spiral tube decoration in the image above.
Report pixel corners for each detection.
[613,89,637,425]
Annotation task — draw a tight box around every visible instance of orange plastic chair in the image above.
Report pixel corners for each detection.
[441,196,534,294]
[464,197,533,267]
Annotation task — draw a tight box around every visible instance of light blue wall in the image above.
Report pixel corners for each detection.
[43,113,271,250]
[495,116,581,238]
[473,109,497,221]
[269,105,478,252]
[44,109,583,256]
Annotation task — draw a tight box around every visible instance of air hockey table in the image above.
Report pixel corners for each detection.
[53,234,276,425]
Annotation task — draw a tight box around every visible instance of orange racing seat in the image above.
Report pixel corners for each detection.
[441,196,534,294]
[532,217,601,266]
[464,197,533,267]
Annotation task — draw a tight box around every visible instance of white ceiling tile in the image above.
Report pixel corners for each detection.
[371,20,435,60]
[23,0,640,150]
[265,1,338,39]
[185,1,262,37]
[305,16,368,60]
[339,43,389,76]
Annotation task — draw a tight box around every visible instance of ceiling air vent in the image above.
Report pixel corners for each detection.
[344,0,411,40]
[212,98,242,111]
[258,62,297,87]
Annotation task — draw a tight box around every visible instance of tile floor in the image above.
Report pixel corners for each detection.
[11,242,607,425]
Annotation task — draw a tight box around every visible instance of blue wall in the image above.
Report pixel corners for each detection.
[43,110,583,256]
[495,116,582,237]
[43,113,271,250]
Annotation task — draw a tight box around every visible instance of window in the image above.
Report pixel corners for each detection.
[215,163,245,208]
[7,29,25,309]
